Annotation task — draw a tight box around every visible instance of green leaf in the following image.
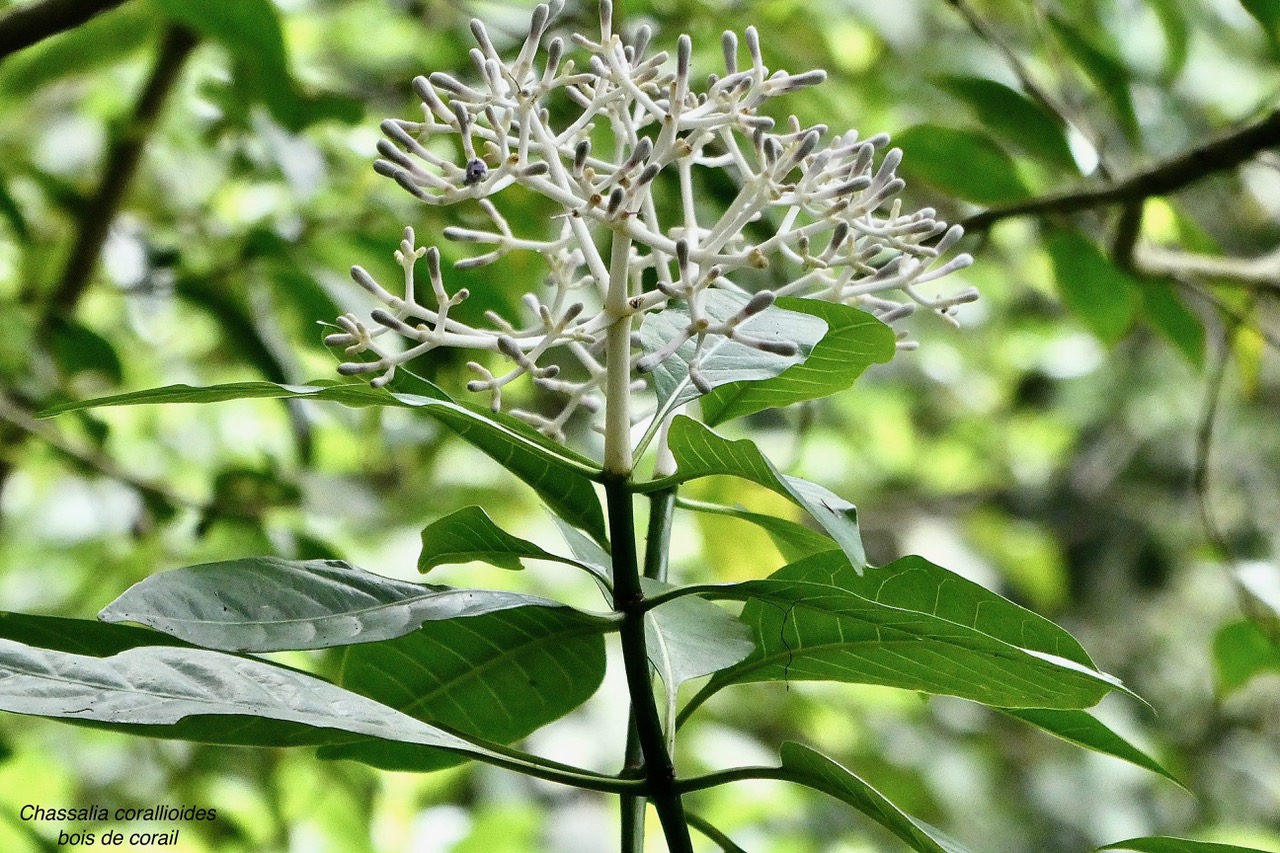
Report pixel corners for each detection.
[1144,0,1191,79]
[643,579,754,690]
[99,556,577,652]
[677,498,837,563]
[40,382,608,544]
[646,416,865,569]
[1045,229,1138,344]
[779,742,974,853]
[893,124,1030,205]
[0,176,28,239]
[0,4,156,95]
[1142,279,1205,367]
[551,515,614,586]
[1098,838,1273,853]
[639,290,827,414]
[418,506,588,574]
[0,612,193,657]
[320,606,607,771]
[0,637,496,760]
[48,317,123,384]
[681,551,1119,720]
[1213,620,1280,696]
[933,75,1076,170]
[1047,14,1140,141]
[701,299,895,426]
[1239,0,1280,52]
[1002,708,1183,786]
[153,0,359,130]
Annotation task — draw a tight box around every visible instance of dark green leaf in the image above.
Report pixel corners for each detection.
[639,290,827,414]
[779,742,974,853]
[418,506,585,573]
[48,317,123,384]
[40,382,608,544]
[1142,279,1205,367]
[0,612,192,657]
[1098,838,1272,853]
[0,4,156,95]
[0,176,28,239]
[681,551,1119,718]
[0,637,496,760]
[1045,229,1138,344]
[893,125,1030,205]
[1213,620,1280,696]
[933,75,1076,170]
[1002,708,1183,786]
[551,515,613,585]
[99,557,576,652]
[1047,15,1140,141]
[646,416,865,569]
[701,299,895,427]
[320,606,607,771]
[1239,0,1280,52]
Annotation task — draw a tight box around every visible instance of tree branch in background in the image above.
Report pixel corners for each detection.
[1138,245,1280,292]
[0,0,131,61]
[46,24,198,317]
[961,109,1280,233]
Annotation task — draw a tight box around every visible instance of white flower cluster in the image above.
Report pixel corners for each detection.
[327,0,974,442]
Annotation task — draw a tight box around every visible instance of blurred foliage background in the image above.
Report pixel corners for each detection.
[1,0,1279,851]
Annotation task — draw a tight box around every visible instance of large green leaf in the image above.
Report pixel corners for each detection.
[933,75,1076,170]
[893,125,1030,205]
[701,299,895,426]
[779,742,973,853]
[1098,839,1272,853]
[418,506,590,575]
[99,557,580,652]
[320,606,607,771]
[40,381,608,544]
[679,551,1119,721]
[0,4,156,95]
[639,290,826,414]
[1002,708,1182,786]
[0,637,495,760]
[1045,229,1138,345]
[643,416,865,569]
[0,612,193,657]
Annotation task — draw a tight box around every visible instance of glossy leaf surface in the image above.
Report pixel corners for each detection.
[100,557,572,652]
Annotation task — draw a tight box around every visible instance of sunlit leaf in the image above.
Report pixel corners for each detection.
[320,606,607,771]
[701,299,895,426]
[99,557,577,652]
[680,552,1120,720]
[647,416,865,569]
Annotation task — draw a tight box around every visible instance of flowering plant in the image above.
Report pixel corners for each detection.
[0,4,1187,852]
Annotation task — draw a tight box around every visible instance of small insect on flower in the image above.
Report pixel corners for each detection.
[463,158,487,186]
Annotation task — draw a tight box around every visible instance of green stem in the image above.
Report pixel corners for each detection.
[606,473,694,853]
[620,487,680,850]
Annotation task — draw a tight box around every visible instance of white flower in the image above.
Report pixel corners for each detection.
[329,0,974,442]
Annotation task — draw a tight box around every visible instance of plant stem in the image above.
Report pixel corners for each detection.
[620,486,680,850]
[606,473,694,853]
